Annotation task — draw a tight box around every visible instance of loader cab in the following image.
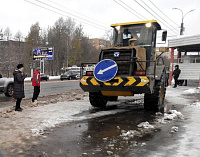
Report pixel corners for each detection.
[111,20,166,62]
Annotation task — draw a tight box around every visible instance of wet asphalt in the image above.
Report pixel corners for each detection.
[12,94,194,157]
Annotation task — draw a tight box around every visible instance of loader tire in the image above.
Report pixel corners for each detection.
[144,76,166,113]
[89,92,108,108]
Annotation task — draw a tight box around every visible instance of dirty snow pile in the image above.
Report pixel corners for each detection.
[163,110,184,120]
[120,130,142,139]
[171,126,179,133]
[100,123,155,156]
[183,87,200,94]
[137,121,154,129]
[0,91,88,118]
[190,101,200,108]
[154,110,184,125]
[118,121,155,140]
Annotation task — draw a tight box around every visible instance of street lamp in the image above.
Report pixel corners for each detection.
[172,8,195,35]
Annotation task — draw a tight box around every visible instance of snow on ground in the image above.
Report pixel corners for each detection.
[0,85,198,153]
[173,96,200,156]
[24,76,60,81]
[48,75,60,80]
[172,103,200,156]
[28,100,127,136]
[183,87,200,94]
[146,86,200,157]
[190,101,200,107]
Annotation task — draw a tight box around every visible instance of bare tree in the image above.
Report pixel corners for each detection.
[47,17,76,75]
[103,29,113,44]
[4,27,12,41]
[25,22,42,75]
[14,31,23,42]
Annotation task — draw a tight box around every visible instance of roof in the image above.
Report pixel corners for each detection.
[110,20,161,30]
[168,34,200,52]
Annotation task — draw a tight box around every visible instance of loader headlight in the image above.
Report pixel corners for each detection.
[145,22,152,28]
[115,26,121,33]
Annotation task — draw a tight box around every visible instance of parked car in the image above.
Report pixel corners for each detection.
[40,73,49,81]
[0,73,14,97]
[60,70,80,80]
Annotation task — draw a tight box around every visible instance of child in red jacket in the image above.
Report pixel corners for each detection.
[32,67,41,102]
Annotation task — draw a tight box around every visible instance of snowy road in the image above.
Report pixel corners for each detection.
[1,86,200,156]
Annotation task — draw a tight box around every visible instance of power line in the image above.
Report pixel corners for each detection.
[35,0,108,29]
[148,0,179,27]
[134,0,178,35]
[114,0,176,36]
[45,0,108,26]
[140,0,179,32]
[118,0,147,20]
[113,0,145,20]
[25,0,108,31]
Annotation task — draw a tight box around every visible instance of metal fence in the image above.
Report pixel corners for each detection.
[173,57,200,63]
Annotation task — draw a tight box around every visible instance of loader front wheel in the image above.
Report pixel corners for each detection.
[144,77,166,113]
[89,92,108,108]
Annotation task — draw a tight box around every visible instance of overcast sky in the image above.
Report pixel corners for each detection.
[0,0,199,39]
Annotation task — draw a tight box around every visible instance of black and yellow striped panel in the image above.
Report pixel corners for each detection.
[80,76,149,87]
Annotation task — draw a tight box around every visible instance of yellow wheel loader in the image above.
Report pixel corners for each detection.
[80,20,168,113]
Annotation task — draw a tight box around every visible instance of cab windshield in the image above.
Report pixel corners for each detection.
[112,25,153,47]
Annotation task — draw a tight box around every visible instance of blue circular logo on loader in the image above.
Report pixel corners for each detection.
[94,59,118,82]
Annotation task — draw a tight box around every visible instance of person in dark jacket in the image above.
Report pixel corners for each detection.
[172,65,181,88]
[13,64,26,111]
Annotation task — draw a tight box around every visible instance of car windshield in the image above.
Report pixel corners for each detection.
[65,71,71,75]
[65,70,80,75]
[72,71,79,74]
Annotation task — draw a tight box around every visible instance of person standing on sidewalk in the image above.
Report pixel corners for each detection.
[32,67,41,102]
[172,65,181,88]
[13,64,26,111]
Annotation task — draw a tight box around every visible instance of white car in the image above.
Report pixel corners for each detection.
[0,74,14,97]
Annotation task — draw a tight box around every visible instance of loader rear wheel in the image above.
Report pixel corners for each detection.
[89,92,108,108]
[144,77,166,113]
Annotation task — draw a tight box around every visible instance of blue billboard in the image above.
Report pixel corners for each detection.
[33,47,54,60]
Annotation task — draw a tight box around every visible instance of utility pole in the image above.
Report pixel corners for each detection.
[173,8,195,35]
[172,8,195,63]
